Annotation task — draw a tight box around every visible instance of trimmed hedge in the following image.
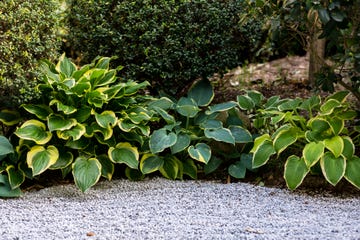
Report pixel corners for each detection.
[0,0,63,107]
[66,0,263,96]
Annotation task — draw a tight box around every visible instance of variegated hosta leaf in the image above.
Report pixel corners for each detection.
[49,99,77,114]
[149,128,177,154]
[47,114,77,132]
[49,151,73,170]
[320,99,341,115]
[71,106,92,123]
[0,136,14,156]
[320,152,346,186]
[148,97,174,110]
[342,137,355,160]
[71,80,91,96]
[108,142,139,169]
[204,128,235,145]
[187,79,214,107]
[86,90,106,108]
[159,156,182,180]
[171,133,191,154]
[126,107,152,124]
[344,156,360,189]
[6,165,25,190]
[27,145,59,176]
[97,154,115,181]
[273,127,298,155]
[15,120,52,145]
[188,143,211,164]
[0,174,22,198]
[251,134,275,168]
[150,106,175,124]
[22,104,53,121]
[303,141,325,168]
[205,101,238,115]
[94,69,117,87]
[0,109,22,126]
[72,157,101,193]
[176,97,200,118]
[95,111,117,129]
[284,155,309,190]
[124,80,150,96]
[327,117,344,135]
[228,126,253,143]
[55,53,77,77]
[324,135,344,158]
[140,154,164,174]
[57,123,86,141]
[182,159,197,179]
[237,95,255,111]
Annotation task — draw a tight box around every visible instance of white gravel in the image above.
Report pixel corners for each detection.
[1,177,359,240]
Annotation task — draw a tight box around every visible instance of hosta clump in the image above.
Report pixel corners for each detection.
[14,54,156,192]
[143,80,255,180]
[246,90,360,190]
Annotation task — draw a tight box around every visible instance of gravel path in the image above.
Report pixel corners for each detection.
[1,177,359,240]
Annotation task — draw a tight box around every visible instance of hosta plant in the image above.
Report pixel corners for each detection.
[144,80,255,179]
[14,54,157,192]
[248,91,360,190]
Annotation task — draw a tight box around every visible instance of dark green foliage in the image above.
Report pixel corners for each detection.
[66,0,263,96]
[0,0,63,107]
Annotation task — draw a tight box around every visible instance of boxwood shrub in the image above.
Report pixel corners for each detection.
[66,0,264,96]
[0,0,63,107]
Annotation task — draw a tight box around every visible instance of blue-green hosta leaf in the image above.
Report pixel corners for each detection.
[94,69,116,87]
[320,152,346,186]
[320,99,341,115]
[97,154,115,181]
[148,97,174,110]
[27,145,59,176]
[205,101,238,115]
[47,114,77,132]
[159,156,183,180]
[0,174,22,198]
[95,111,117,129]
[140,153,164,174]
[108,142,139,169]
[187,79,214,107]
[237,95,255,110]
[228,161,246,179]
[204,128,235,145]
[200,119,223,129]
[22,104,54,121]
[229,126,252,143]
[149,129,177,153]
[0,109,22,126]
[273,127,298,155]
[344,156,360,189]
[6,165,25,190]
[72,157,101,193]
[342,137,355,160]
[324,135,344,158]
[171,133,191,154]
[204,156,222,175]
[188,143,211,164]
[49,151,73,170]
[15,120,52,145]
[49,100,77,115]
[151,106,176,124]
[303,141,325,168]
[284,156,309,190]
[176,97,200,118]
[56,54,77,77]
[0,136,14,156]
[252,139,276,168]
[57,123,86,141]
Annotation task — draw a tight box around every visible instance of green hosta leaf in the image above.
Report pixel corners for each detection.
[205,101,237,115]
[86,69,105,86]
[251,134,272,153]
[65,138,90,150]
[320,99,341,115]
[95,56,111,69]
[188,143,211,164]
[49,100,77,115]
[299,95,321,112]
[152,106,176,124]
[15,120,52,145]
[336,110,357,120]
[171,133,191,154]
[108,142,139,169]
[264,96,281,109]
[56,53,77,77]
[187,79,214,107]
[326,91,349,103]
[278,98,302,111]
[127,107,152,124]
[204,156,223,175]
[124,81,150,96]
[320,152,346,186]
[57,123,86,141]
[6,165,25,190]
[159,156,182,180]
[149,129,177,153]
[125,167,145,181]
[273,127,298,155]
[228,161,246,179]
[103,84,124,100]
[48,114,77,132]
[228,126,253,143]
[95,111,117,129]
[94,69,116,87]
[246,90,263,106]
[326,117,344,135]
[0,174,22,198]
[237,95,255,110]
[148,97,174,110]
[200,119,223,129]
[49,151,73,170]
[183,159,197,179]
[86,90,106,108]
[284,156,309,190]
[344,156,360,189]
[324,135,344,158]
[72,157,101,193]
[140,154,164,174]
[204,128,235,145]
[252,140,276,168]
[71,80,91,96]
[305,118,331,141]
[0,136,14,156]
[71,106,92,123]
[303,141,325,168]
[118,119,137,132]
[0,109,22,126]
[176,97,200,118]
[97,155,115,181]
[342,137,355,160]
[22,104,53,121]
[27,145,59,176]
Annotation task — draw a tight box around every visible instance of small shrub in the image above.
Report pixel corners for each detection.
[66,0,264,96]
[0,0,63,107]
